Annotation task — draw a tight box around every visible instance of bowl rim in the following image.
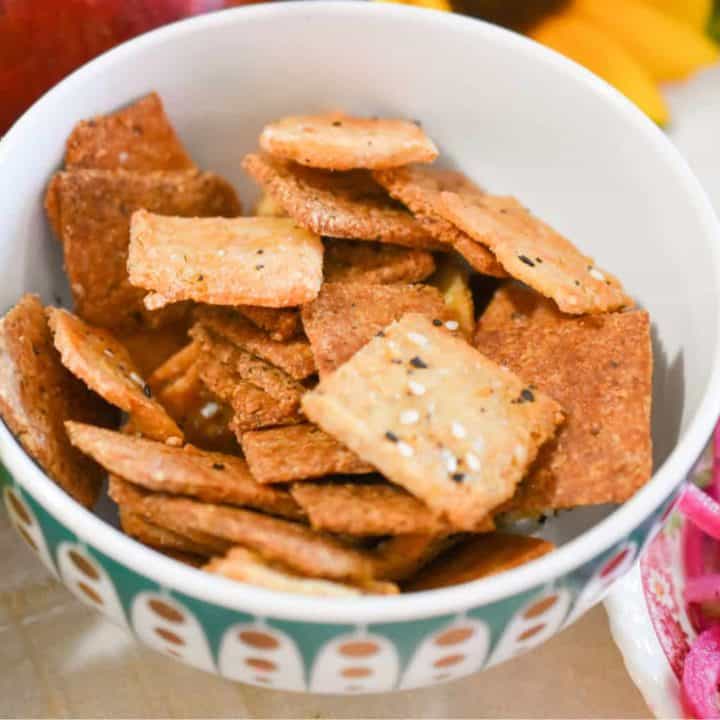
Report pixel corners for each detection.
[2,0,720,625]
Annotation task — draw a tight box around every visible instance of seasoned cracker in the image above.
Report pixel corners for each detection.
[64,93,193,171]
[236,306,300,342]
[148,342,202,391]
[112,491,376,582]
[129,212,323,310]
[302,313,564,530]
[374,165,505,277]
[49,168,240,329]
[371,534,459,582]
[117,316,190,377]
[438,191,632,314]
[66,422,301,519]
[404,533,555,591]
[0,296,109,507]
[253,192,288,217]
[475,285,652,510]
[193,307,316,380]
[429,253,476,338]
[206,547,398,596]
[323,238,436,285]
[48,309,182,443]
[241,424,373,484]
[259,112,438,171]
[290,481,451,535]
[242,153,440,249]
[301,282,450,376]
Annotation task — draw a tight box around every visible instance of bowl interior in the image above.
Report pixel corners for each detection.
[0,2,718,569]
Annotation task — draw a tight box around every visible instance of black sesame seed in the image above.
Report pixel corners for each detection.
[521,388,535,402]
[385,431,399,442]
[255,264,264,271]
[257,249,264,255]
[574,280,581,286]
[391,358,402,364]
[518,255,535,267]
[142,384,152,398]
[332,120,342,127]
[535,257,543,263]
[432,318,443,326]
[212,463,225,470]
[451,473,465,483]
[197,274,204,281]
[376,330,386,338]
[409,356,427,369]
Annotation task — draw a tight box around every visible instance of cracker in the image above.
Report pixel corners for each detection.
[371,534,459,582]
[242,153,440,249]
[290,481,451,535]
[301,282,450,376]
[193,306,316,380]
[49,168,241,329]
[302,313,565,530]
[429,253,476,338]
[116,316,190,377]
[0,296,109,507]
[236,306,300,342]
[323,238,436,285]
[206,547,398,596]
[253,192,288,218]
[403,533,555,591]
[259,112,438,171]
[112,491,376,582]
[148,342,202,391]
[240,424,373,484]
[128,212,324,310]
[475,285,652,510]
[438,191,632,314]
[48,309,182,443]
[66,421,302,519]
[64,93,193,172]
[374,165,506,277]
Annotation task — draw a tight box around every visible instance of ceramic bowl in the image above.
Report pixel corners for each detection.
[1,1,720,694]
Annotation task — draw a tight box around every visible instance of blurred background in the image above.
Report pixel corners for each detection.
[1,0,719,135]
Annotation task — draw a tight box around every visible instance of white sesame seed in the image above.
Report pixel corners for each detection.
[118,151,129,163]
[407,331,429,347]
[129,371,145,387]
[466,452,481,471]
[514,444,527,463]
[217,249,226,257]
[445,320,459,331]
[166,436,182,447]
[153,471,165,482]
[451,421,466,439]
[200,401,220,419]
[400,409,420,425]
[589,268,605,282]
[103,348,114,357]
[397,441,414,457]
[408,380,426,396]
[441,448,457,474]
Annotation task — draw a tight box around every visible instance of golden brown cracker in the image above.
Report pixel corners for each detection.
[253,192,288,218]
[116,316,191,378]
[475,285,652,510]
[128,212,324,310]
[50,168,240,329]
[148,342,202,392]
[290,481,452,536]
[302,313,564,530]
[48,309,182,443]
[66,421,301,519]
[259,112,438,171]
[44,173,63,240]
[0,296,109,507]
[205,547,398,596]
[240,424,373,484]
[301,282,450,376]
[403,533,555,591]
[323,238,436,285]
[438,191,632,314]
[371,534,459,582]
[236,306,300,342]
[193,306,316,380]
[242,153,440,249]
[64,92,194,172]
[373,165,506,277]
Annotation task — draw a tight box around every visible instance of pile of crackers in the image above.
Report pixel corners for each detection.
[0,94,652,596]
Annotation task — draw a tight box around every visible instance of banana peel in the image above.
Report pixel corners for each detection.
[531,12,669,125]
[573,0,718,81]
[642,0,713,32]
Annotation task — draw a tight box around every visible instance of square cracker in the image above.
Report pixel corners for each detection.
[66,422,302,519]
[240,424,373,484]
[49,168,240,329]
[301,282,450,376]
[437,190,632,314]
[371,534,459,582]
[0,295,110,507]
[48,308,182,443]
[116,316,190,378]
[242,153,440,250]
[302,313,564,530]
[64,93,194,172]
[323,238,436,285]
[259,112,438,171]
[236,306,300,342]
[193,306,316,380]
[290,480,454,536]
[128,212,323,310]
[374,165,506,277]
[475,284,652,511]
[403,533,555,591]
[206,548,398,596]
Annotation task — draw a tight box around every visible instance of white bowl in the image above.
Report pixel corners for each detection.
[1,1,719,693]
